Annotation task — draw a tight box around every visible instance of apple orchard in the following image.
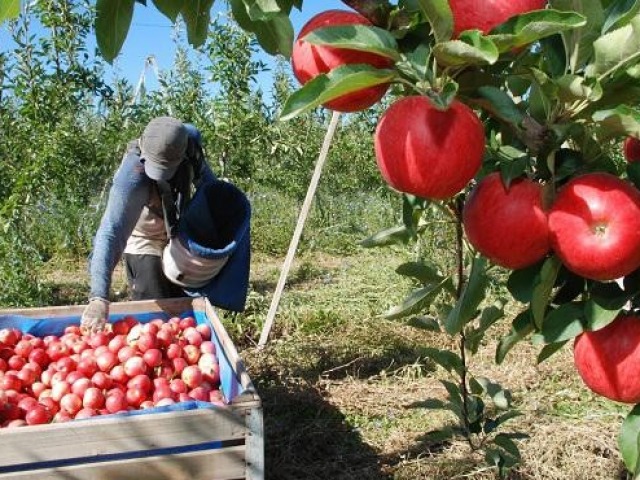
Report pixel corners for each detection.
[1,0,640,477]
[279,0,640,476]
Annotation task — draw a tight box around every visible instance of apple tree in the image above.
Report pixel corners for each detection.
[277,1,640,475]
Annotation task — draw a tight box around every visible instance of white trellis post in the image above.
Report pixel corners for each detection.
[258,110,342,348]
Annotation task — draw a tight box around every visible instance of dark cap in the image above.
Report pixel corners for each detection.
[140,117,188,181]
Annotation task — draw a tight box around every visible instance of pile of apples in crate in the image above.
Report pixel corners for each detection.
[0,315,222,427]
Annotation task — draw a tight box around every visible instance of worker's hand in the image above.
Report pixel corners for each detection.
[80,297,110,334]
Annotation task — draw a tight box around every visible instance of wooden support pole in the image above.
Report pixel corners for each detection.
[257,111,342,348]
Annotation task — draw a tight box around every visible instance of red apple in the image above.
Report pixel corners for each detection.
[74,407,97,419]
[375,96,485,200]
[0,329,19,347]
[142,348,163,368]
[83,387,105,410]
[548,172,640,281]
[449,0,547,37]
[71,377,92,397]
[112,316,137,335]
[623,136,640,163]
[25,404,52,425]
[463,172,550,269]
[105,391,128,414]
[96,350,117,373]
[196,324,212,341]
[574,315,640,403]
[291,9,394,112]
[181,365,203,390]
[123,356,147,377]
[126,387,147,408]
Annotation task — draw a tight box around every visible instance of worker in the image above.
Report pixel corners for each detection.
[80,116,251,333]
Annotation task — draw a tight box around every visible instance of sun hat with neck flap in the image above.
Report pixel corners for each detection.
[140,116,188,181]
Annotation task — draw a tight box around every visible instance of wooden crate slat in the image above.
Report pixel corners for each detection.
[0,297,196,319]
[0,407,247,468]
[0,446,248,480]
[201,301,260,405]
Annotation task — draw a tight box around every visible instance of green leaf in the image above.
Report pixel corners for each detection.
[397,43,431,82]
[496,310,534,364]
[551,0,605,71]
[555,74,603,102]
[384,281,448,320]
[433,31,499,67]
[537,340,568,364]
[484,411,522,434]
[472,377,512,409]
[230,0,293,57]
[408,316,441,331]
[475,86,525,126]
[493,433,522,460]
[499,157,528,184]
[424,347,464,376]
[243,0,280,21]
[415,0,453,43]
[485,447,518,475]
[444,256,488,335]
[507,261,544,303]
[152,0,184,21]
[95,0,135,63]
[628,162,640,190]
[341,0,392,26]
[396,261,443,284]
[360,224,413,248]
[466,303,505,354]
[303,24,401,61]
[181,0,214,47]
[531,256,562,329]
[441,380,462,403]
[0,0,19,23]
[584,282,628,331]
[593,105,640,141]
[535,302,585,344]
[539,32,569,76]
[488,9,587,52]
[603,0,640,33]
[620,404,640,474]
[586,14,640,80]
[280,65,397,120]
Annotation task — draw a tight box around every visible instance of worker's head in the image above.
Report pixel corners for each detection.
[140,116,188,181]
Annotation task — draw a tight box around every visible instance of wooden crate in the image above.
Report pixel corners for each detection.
[0,297,263,480]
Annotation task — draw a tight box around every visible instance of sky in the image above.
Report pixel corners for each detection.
[1,1,347,100]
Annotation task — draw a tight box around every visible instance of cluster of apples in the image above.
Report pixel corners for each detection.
[290,3,640,406]
[0,315,223,428]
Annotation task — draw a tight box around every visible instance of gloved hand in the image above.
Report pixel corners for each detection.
[80,297,110,334]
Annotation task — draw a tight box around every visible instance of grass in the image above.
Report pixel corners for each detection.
[215,247,630,480]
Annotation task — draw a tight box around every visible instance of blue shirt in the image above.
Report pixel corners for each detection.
[89,144,216,299]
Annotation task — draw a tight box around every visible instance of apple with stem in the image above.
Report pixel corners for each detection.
[548,172,640,281]
[375,95,485,200]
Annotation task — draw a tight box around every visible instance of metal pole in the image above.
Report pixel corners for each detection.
[257,110,342,348]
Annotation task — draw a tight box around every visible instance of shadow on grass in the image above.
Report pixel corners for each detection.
[247,335,444,480]
[255,368,389,480]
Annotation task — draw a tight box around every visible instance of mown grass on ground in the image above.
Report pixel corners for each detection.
[227,248,629,480]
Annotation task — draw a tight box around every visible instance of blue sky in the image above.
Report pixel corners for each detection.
[1,1,346,99]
